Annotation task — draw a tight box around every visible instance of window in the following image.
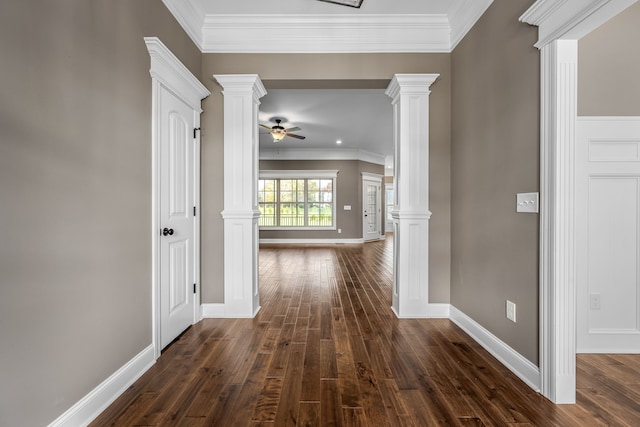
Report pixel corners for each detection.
[258,170,338,229]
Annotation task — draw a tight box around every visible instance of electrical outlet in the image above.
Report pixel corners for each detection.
[590,293,601,310]
[338,228,342,234]
[506,300,517,323]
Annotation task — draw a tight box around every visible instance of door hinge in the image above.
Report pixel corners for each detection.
[193,206,197,216]
[193,127,201,139]
[193,283,197,294]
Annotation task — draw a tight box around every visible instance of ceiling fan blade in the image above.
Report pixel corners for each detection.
[285,126,301,132]
[259,124,273,130]
[286,133,306,140]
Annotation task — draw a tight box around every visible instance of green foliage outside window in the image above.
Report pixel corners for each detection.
[258,177,334,228]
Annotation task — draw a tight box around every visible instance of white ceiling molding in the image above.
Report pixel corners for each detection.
[260,148,386,165]
[162,0,498,53]
[520,0,638,47]
[448,0,494,50]
[201,14,450,53]
[161,0,205,49]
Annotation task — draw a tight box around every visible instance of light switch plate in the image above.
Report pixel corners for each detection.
[516,192,539,213]
[344,205,351,211]
[506,300,517,322]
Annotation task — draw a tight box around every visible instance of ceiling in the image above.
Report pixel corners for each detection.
[258,89,392,163]
[162,0,494,164]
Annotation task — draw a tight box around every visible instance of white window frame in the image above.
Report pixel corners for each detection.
[259,170,338,230]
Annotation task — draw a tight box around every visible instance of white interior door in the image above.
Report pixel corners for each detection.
[576,117,640,353]
[362,174,382,241]
[385,183,394,232]
[159,87,196,349]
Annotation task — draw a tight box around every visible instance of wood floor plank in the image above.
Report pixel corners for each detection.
[298,402,321,427]
[274,343,306,426]
[91,239,640,427]
[320,379,343,427]
[301,329,321,401]
[251,377,283,422]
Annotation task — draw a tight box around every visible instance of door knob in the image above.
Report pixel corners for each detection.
[162,228,174,236]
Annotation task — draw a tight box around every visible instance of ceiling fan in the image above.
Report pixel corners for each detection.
[260,119,306,142]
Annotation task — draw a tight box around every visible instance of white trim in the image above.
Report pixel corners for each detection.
[193,109,202,324]
[260,169,338,179]
[391,303,450,319]
[144,38,210,109]
[200,303,260,319]
[215,74,266,319]
[538,39,579,405]
[448,0,494,49]
[361,172,383,241]
[258,172,338,230]
[360,172,383,181]
[145,37,209,359]
[260,148,386,165]
[577,116,640,122]
[386,74,438,319]
[578,347,640,354]
[520,0,638,404]
[449,306,541,393]
[160,0,205,50]
[47,346,155,427]
[520,0,638,48]
[200,14,451,53]
[160,3,498,53]
[259,238,365,245]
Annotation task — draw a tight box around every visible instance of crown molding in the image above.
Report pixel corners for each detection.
[162,0,500,53]
[520,0,638,48]
[449,0,494,50]
[259,148,386,165]
[201,14,450,53]
[161,0,205,49]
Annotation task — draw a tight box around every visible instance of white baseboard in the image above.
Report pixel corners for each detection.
[449,306,540,392]
[391,303,450,319]
[48,345,155,427]
[201,303,225,318]
[259,238,365,245]
[201,303,262,318]
[577,347,640,354]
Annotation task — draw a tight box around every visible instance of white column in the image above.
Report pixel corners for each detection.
[386,74,440,318]
[538,40,578,404]
[214,74,266,318]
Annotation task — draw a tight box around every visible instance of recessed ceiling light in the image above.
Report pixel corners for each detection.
[336,140,342,144]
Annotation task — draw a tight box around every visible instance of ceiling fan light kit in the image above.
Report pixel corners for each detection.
[260,118,306,143]
[317,0,364,8]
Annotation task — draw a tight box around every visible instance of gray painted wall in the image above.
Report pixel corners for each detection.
[578,1,640,116]
[450,0,540,364]
[201,53,452,304]
[258,160,384,239]
[0,1,201,425]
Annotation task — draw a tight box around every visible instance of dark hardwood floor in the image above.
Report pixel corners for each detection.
[92,238,640,426]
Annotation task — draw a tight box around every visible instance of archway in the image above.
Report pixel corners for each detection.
[214,74,443,319]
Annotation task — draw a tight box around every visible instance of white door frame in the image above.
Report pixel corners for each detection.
[146,38,210,359]
[520,0,638,404]
[362,172,383,241]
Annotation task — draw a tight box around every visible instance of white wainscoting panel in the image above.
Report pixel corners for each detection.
[576,117,640,353]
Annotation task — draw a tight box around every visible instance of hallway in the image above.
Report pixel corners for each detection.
[92,239,640,426]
